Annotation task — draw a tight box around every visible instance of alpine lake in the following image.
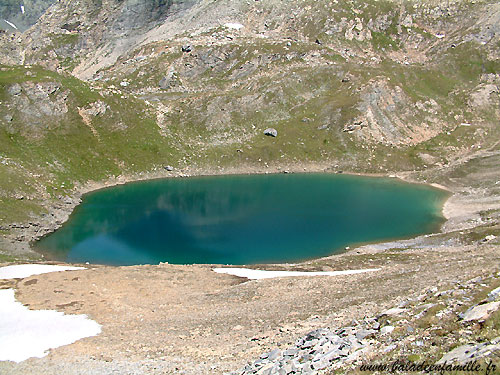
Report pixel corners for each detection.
[34,173,448,266]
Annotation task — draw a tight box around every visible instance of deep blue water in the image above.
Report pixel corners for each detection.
[34,173,447,266]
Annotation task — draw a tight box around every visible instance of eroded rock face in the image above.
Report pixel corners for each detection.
[349,80,448,146]
[0,0,56,32]
[1,81,69,136]
[114,0,199,32]
[469,84,499,108]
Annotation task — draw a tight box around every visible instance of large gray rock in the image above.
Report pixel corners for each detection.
[264,128,278,137]
[460,302,500,322]
[488,286,500,302]
[312,358,330,370]
[255,363,274,375]
[437,339,500,364]
[8,83,22,96]
[159,67,181,89]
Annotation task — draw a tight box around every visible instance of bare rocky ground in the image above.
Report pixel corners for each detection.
[0,146,499,375]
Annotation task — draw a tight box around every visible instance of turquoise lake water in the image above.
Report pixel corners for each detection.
[34,174,448,266]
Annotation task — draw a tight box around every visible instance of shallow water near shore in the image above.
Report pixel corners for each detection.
[35,173,448,266]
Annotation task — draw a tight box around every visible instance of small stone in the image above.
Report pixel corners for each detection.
[380,326,394,335]
[267,349,281,361]
[356,329,377,340]
[380,307,406,316]
[312,358,329,370]
[488,286,500,302]
[283,348,298,356]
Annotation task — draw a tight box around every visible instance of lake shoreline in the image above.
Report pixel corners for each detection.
[1,149,499,374]
[33,171,448,266]
[2,161,453,264]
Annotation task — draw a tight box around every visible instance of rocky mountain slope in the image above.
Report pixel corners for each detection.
[0,0,498,254]
[0,0,55,32]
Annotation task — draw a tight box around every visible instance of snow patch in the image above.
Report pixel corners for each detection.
[213,267,381,279]
[0,289,101,362]
[0,264,85,280]
[224,22,244,30]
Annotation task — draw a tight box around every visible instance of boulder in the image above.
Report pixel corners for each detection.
[267,349,281,361]
[264,128,278,137]
[283,348,298,356]
[488,287,500,302]
[159,69,180,89]
[437,343,481,364]
[181,44,192,53]
[460,302,500,322]
[8,83,22,96]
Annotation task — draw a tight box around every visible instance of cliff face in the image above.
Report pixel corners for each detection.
[0,0,499,251]
[0,0,55,31]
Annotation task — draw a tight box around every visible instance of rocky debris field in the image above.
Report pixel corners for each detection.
[232,273,500,375]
